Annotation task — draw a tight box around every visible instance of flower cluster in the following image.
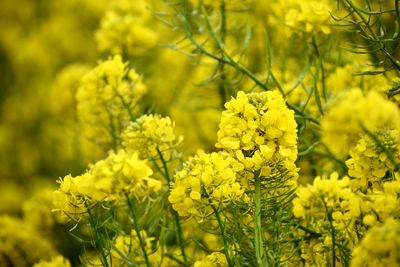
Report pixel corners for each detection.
[111,230,161,266]
[351,218,400,266]
[122,114,183,160]
[216,91,298,170]
[193,252,228,267]
[33,256,71,267]
[292,173,361,265]
[322,89,400,157]
[284,0,332,35]
[77,55,146,150]
[53,150,160,217]
[95,0,158,56]
[169,151,244,219]
[346,129,400,190]
[359,178,400,228]
[0,215,57,267]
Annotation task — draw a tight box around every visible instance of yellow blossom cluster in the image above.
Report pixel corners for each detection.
[0,215,57,267]
[111,230,161,266]
[322,89,400,157]
[193,252,228,267]
[292,173,361,265]
[53,150,160,217]
[346,130,400,190]
[169,151,244,219]
[77,55,146,151]
[267,0,332,36]
[95,0,158,56]
[359,178,400,227]
[284,1,332,34]
[216,91,298,170]
[33,256,71,267]
[351,218,400,266]
[122,114,183,160]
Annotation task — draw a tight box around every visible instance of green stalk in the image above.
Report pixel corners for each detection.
[322,199,336,267]
[218,0,227,108]
[210,203,234,267]
[254,172,265,266]
[125,194,151,267]
[156,147,189,266]
[85,203,110,267]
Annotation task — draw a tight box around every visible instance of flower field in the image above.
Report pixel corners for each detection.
[1,0,400,266]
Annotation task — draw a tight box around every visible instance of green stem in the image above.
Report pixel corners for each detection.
[322,199,336,267]
[218,0,227,108]
[125,194,151,267]
[85,203,110,267]
[210,203,234,267]
[156,147,189,266]
[254,172,264,266]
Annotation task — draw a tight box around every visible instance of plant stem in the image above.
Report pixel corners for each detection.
[254,172,265,266]
[125,194,151,267]
[218,0,227,108]
[322,199,336,267]
[85,203,110,267]
[156,147,189,266]
[210,203,234,267]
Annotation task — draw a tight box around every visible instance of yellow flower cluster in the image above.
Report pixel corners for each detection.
[169,151,244,219]
[293,173,361,265]
[322,89,400,157]
[53,150,160,217]
[360,178,400,227]
[351,218,400,267]
[0,215,57,267]
[267,0,332,37]
[193,252,228,267]
[77,55,146,150]
[122,114,183,160]
[346,130,400,190]
[189,0,252,8]
[111,230,161,266]
[95,0,158,56]
[216,91,298,170]
[33,256,71,267]
[284,0,332,35]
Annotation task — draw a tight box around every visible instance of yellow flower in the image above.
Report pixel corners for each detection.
[193,252,228,267]
[122,114,183,161]
[293,173,361,265]
[53,149,160,218]
[33,256,71,267]
[169,151,244,219]
[111,230,161,266]
[322,88,400,157]
[216,91,298,169]
[77,55,146,152]
[95,0,158,56]
[351,218,400,267]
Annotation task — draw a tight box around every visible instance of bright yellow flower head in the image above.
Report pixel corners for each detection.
[33,256,71,267]
[122,114,183,161]
[351,218,400,267]
[53,149,160,219]
[216,90,298,170]
[346,129,400,190]
[111,230,161,266]
[322,88,400,158]
[77,55,146,152]
[292,173,361,266]
[169,151,244,220]
[95,0,157,56]
[193,252,228,267]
